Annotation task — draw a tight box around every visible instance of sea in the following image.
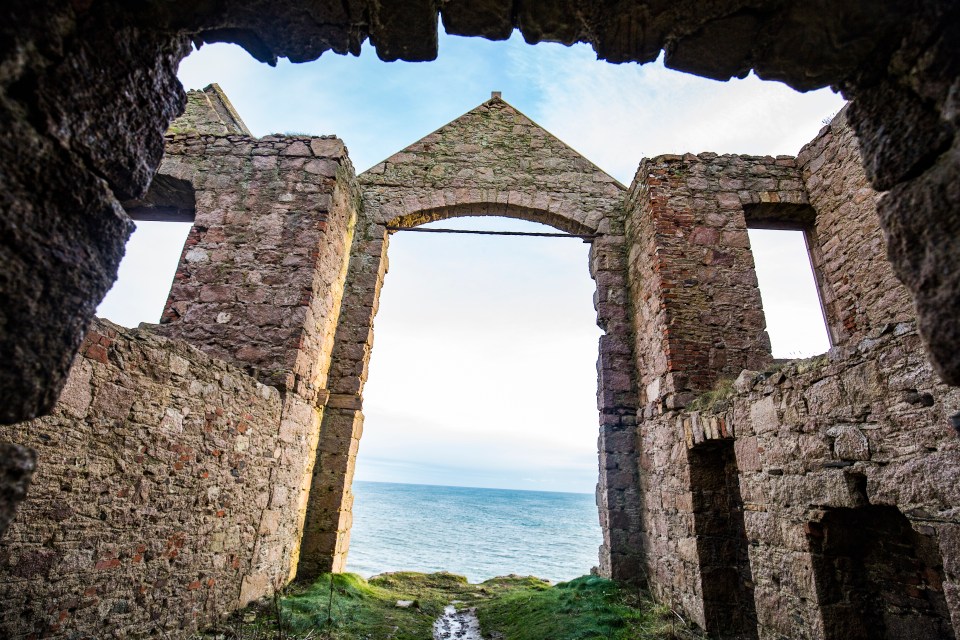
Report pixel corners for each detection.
[346,481,604,584]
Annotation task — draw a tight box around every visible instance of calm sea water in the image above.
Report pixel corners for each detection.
[346,481,603,584]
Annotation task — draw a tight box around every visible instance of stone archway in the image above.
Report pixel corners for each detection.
[296,94,644,582]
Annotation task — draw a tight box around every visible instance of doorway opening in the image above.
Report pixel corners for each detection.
[348,217,604,583]
[688,440,757,639]
[809,506,955,640]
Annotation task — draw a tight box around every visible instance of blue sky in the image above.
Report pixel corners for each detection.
[98,31,841,493]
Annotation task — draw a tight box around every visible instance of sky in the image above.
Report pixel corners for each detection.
[97,29,841,494]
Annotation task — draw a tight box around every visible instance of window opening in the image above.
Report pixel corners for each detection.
[96,174,195,327]
[747,227,830,358]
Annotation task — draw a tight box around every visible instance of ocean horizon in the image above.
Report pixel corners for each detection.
[346,480,604,584]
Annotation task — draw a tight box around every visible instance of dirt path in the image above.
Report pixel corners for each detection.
[432,604,484,640]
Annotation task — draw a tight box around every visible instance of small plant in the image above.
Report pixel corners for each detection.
[688,377,736,413]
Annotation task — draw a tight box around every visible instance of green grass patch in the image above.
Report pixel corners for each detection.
[476,575,701,640]
[196,572,702,640]
[279,572,446,639]
[688,377,736,413]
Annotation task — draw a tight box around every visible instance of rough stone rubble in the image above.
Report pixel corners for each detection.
[1,83,959,640]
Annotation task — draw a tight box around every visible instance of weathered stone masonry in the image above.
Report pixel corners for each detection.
[298,95,644,581]
[0,319,294,636]
[3,85,960,640]
[626,109,958,639]
[2,18,958,619]
[0,90,361,638]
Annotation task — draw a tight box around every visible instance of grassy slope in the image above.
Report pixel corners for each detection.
[476,575,702,640]
[197,573,703,640]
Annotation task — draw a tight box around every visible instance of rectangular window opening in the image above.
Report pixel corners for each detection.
[747,227,831,359]
[96,174,196,327]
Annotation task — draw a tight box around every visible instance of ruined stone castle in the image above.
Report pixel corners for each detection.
[2,2,959,639]
[2,80,959,639]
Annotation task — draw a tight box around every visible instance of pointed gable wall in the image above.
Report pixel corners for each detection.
[359,95,624,233]
[299,96,644,581]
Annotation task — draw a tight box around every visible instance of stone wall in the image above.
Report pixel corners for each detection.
[799,108,915,347]
[624,111,960,638]
[156,130,360,406]
[152,110,362,580]
[3,0,958,443]
[0,93,362,636]
[0,319,314,638]
[624,152,806,409]
[297,94,646,581]
[3,74,959,640]
[360,95,623,233]
[640,324,960,639]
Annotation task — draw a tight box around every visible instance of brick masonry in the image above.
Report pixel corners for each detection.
[2,88,960,639]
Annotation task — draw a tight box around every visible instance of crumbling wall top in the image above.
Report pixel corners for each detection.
[169,84,252,137]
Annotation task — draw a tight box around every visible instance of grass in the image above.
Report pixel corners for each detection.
[196,572,703,640]
[476,575,702,640]
[688,377,736,413]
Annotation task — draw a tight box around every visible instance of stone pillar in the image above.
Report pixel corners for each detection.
[592,231,644,582]
[159,135,357,401]
[297,222,389,579]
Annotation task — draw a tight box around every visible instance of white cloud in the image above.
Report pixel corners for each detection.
[508,45,846,184]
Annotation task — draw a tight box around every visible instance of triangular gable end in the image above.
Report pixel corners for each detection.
[360,94,624,234]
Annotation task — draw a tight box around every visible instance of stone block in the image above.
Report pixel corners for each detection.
[828,425,870,461]
[735,435,762,472]
[239,573,272,607]
[58,359,93,417]
[750,395,778,435]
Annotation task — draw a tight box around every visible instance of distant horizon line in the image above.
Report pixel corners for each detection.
[353,478,594,497]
